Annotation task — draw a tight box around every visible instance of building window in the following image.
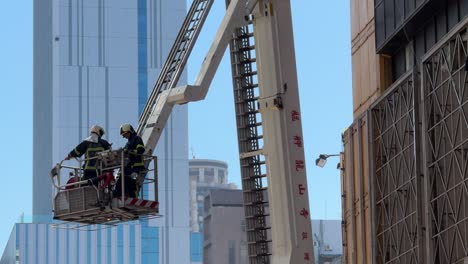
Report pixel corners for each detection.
[241,220,246,232]
[218,170,225,184]
[240,241,248,263]
[204,168,215,183]
[229,240,236,264]
[190,168,200,177]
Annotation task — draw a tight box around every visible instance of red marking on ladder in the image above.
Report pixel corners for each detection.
[298,184,306,195]
[291,110,300,121]
[295,160,305,171]
[293,135,303,148]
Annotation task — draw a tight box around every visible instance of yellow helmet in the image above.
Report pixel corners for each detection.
[90,125,105,137]
[120,123,135,135]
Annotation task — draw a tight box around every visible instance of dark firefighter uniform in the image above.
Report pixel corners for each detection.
[124,132,145,175]
[115,124,146,198]
[68,135,111,180]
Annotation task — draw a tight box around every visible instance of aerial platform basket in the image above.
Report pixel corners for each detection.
[50,149,160,225]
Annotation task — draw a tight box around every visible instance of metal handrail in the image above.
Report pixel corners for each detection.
[50,150,158,202]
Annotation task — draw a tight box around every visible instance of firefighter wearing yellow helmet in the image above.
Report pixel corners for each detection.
[65,125,111,181]
[114,124,145,198]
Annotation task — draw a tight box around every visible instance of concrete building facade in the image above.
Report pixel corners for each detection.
[202,189,248,264]
[189,159,236,233]
[188,159,237,264]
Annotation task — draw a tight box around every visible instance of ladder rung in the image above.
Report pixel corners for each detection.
[232,46,256,52]
[245,214,270,219]
[246,226,271,232]
[235,97,259,103]
[237,122,262,129]
[240,173,267,179]
[233,71,258,78]
[243,187,268,192]
[233,58,257,65]
[239,137,263,142]
[233,33,254,39]
[236,111,259,116]
[247,240,272,245]
[244,201,268,206]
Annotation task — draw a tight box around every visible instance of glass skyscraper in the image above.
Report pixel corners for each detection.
[2,0,191,263]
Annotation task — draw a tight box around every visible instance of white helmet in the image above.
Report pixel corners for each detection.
[120,123,135,135]
[90,125,105,137]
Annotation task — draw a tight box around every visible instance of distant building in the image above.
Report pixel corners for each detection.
[189,159,237,264]
[312,220,342,264]
[189,159,236,232]
[201,188,343,264]
[202,189,248,264]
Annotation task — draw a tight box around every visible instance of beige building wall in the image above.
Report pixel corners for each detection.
[351,0,390,118]
[341,114,373,264]
[343,0,387,261]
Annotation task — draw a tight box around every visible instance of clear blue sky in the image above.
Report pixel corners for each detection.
[0,0,351,253]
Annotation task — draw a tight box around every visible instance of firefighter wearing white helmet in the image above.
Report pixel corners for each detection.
[115,123,145,198]
[65,125,112,181]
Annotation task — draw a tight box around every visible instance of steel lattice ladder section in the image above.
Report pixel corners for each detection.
[137,0,214,134]
[228,20,272,264]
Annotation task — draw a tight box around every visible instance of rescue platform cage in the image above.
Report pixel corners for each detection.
[50,149,159,225]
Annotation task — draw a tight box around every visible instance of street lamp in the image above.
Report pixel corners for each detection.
[315,154,341,168]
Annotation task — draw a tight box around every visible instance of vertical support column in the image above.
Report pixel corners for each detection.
[420,58,433,264]
[412,68,426,264]
[367,111,377,263]
[252,0,314,263]
[356,118,366,263]
[347,129,356,264]
[339,150,348,264]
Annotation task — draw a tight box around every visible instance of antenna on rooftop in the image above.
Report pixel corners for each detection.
[191,146,196,159]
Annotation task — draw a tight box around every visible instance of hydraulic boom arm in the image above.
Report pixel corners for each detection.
[139,0,315,263]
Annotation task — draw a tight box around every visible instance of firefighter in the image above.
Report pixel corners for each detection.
[114,123,145,198]
[65,125,111,181]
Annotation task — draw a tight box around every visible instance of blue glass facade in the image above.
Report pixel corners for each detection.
[0,223,160,264]
[190,232,203,262]
[141,225,159,264]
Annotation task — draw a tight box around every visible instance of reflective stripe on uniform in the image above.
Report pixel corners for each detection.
[132,162,145,167]
[74,148,81,156]
[84,146,105,170]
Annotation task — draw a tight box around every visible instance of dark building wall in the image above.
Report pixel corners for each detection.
[376,0,468,81]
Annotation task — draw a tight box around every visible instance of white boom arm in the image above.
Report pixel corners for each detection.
[141,0,256,154]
